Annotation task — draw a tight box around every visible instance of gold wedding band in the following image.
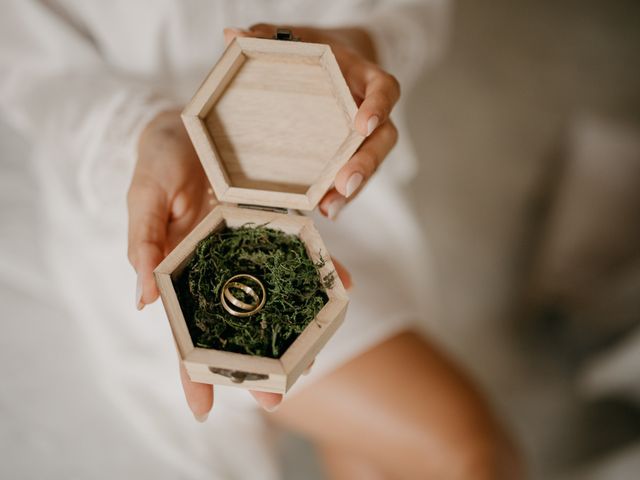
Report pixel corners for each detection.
[224,282,260,311]
[220,274,266,317]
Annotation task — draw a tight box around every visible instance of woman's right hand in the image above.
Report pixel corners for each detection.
[128,109,212,312]
[127,109,284,419]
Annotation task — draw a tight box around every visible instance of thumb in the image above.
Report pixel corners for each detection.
[250,390,283,412]
[180,362,214,422]
[127,180,168,309]
[331,257,352,291]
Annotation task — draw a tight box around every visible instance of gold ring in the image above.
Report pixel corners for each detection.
[224,282,260,310]
[220,274,266,317]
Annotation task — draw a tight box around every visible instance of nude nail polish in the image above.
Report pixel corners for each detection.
[327,197,346,220]
[345,172,363,198]
[194,412,209,423]
[136,273,144,310]
[367,115,379,136]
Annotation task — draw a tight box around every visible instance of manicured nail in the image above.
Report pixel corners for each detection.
[136,273,144,311]
[263,403,280,413]
[327,197,346,220]
[345,172,363,198]
[194,412,209,423]
[302,360,315,375]
[226,27,251,35]
[367,115,379,136]
[345,280,355,292]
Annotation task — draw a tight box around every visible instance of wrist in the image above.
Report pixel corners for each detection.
[138,109,191,157]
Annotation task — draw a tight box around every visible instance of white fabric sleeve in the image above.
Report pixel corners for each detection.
[0,1,178,216]
[364,0,452,89]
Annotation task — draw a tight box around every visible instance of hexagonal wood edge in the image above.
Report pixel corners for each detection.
[154,205,349,393]
[181,37,365,211]
[278,221,349,391]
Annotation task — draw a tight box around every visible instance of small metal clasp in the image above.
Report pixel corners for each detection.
[209,367,269,384]
[273,28,300,42]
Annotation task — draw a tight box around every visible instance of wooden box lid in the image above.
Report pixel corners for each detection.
[182,37,365,211]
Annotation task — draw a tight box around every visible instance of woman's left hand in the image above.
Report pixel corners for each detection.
[224,24,400,220]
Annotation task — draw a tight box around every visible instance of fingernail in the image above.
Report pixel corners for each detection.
[327,197,346,220]
[346,280,355,292]
[345,172,363,198]
[136,273,144,311]
[263,403,280,413]
[367,115,379,136]
[194,412,209,423]
[226,27,250,35]
[302,360,315,375]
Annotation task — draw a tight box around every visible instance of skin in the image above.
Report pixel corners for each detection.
[272,331,524,479]
[128,24,524,478]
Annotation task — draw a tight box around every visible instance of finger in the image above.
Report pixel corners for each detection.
[331,257,352,290]
[127,179,169,309]
[223,27,252,46]
[180,362,213,422]
[247,23,277,39]
[250,390,283,412]
[302,359,316,376]
[164,186,213,254]
[318,188,346,221]
[333,121,398,199]
[351,66,400,137]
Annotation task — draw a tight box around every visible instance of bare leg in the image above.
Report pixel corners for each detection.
[271,331,523,479]
[318,444,391,480]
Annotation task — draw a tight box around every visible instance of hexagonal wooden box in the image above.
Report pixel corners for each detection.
[154,36,364,394]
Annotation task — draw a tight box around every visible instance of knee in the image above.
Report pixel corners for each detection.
[411,427,524,480]
[444,436,514,480]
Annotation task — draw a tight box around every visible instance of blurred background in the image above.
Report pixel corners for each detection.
[405,0,640,478]
[2,0,640,478]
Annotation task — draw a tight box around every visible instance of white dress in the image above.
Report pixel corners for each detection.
[0,1,449,478]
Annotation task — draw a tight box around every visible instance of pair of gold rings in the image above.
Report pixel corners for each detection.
[220,274,266,317]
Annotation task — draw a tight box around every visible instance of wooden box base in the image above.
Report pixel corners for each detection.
[154,204,348,394]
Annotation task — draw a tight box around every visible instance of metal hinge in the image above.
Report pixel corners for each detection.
[238,203,288,214]
[209,367,269,384]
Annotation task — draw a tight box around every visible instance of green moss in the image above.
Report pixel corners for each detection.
[174,224,334,358]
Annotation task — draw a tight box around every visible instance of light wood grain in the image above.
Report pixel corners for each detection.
[186,347,283,374]
[154,205,349,394]
[154,272,194,360]
[182,37,365,211]
[183,40,245,117]
[160,36,358,393]
[187,371,286,393]
[155,207,226,275]
[185,347,287,392]
[279,222,349,389]
[182,114,231,203]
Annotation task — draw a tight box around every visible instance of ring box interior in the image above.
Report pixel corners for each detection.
[154,36,364,394]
